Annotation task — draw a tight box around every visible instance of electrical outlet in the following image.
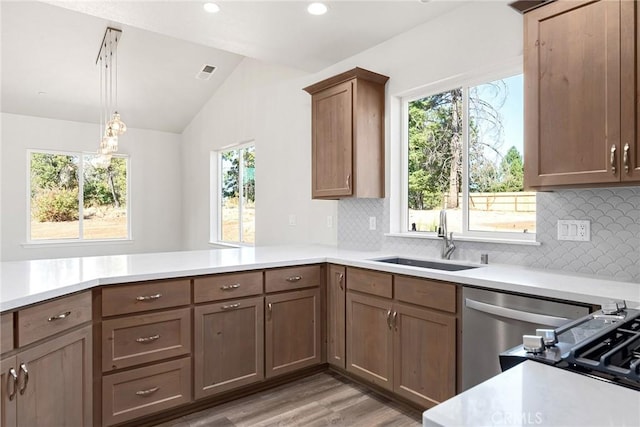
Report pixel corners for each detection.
[288,214,296,226]
[557,220,590,241]
[369,216,376,230]
[326,215,333,228]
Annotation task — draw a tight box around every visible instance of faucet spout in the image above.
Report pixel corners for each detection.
[438,210,455,259]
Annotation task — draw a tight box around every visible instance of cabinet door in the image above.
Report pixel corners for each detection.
[311,81,353,198]
[327,265,346,369]
[194,297,264,399]
[16,325,92,427]
[346,292,393,391]
[0,356,17,427]
[621,0,640,182]
[393,303,456,409]
[265,289,321,377]
[524,0,621,187]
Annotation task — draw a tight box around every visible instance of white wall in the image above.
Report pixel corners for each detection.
[181,58,338,249]
[1,113,183,261]
[181,1,521,250]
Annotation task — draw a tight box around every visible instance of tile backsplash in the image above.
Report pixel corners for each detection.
[338,187,640,283]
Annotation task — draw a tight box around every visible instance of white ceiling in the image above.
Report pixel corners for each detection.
[1,0,468,134]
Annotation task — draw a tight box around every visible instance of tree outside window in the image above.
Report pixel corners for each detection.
[407,74,535,237]
[29,151,129,241]
[219,145,255,244]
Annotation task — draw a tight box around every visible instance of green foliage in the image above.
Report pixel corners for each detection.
[83,157,127,208]
[32,188,79,222]
[30,153,78,195]
[497,146,524,192]
[222,147,255,203]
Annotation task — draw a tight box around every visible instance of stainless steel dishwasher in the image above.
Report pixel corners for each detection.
[461,287,592,391]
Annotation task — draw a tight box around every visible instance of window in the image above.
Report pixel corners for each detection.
[404,73,535,240]
[218,144,255,245]
[28,151,129,241]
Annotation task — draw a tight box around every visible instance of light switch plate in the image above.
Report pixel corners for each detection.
[557,220,590,241]
[369,216,376,230]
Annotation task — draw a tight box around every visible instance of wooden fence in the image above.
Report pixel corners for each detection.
[462,192,536,212]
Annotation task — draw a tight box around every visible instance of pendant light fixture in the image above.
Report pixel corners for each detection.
[96,27,126,164]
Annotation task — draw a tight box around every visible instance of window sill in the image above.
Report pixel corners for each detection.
[22,239,134,248]
[384,232,541,246]
[208,241,254,249]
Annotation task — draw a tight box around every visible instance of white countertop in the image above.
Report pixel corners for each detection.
[1,245,639,312]
[422,361,640,427]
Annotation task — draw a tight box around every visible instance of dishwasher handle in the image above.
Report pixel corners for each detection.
[465,298,571,328]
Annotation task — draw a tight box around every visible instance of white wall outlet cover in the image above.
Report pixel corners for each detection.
[326,215,333,228]
[369,216,376,230]
[557,219,590,241]
[288,214,296,226]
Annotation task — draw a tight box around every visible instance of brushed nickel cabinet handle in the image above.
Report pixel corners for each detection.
[221,303,241,310]
[286,276,302,282]
[135,334,160,344]
[337,272,344,291]
[135,386,160,396]
[47,311,71,322]
[386,310,392,329]
[392,311,398,330]
[611,145,617,175]
[18,363,28,395]
[221,284,241,291]
[623,143,630,174]
[136,293,162,302]
[7,368,17,401]
[267,303,273,320]
[346,174,351,189]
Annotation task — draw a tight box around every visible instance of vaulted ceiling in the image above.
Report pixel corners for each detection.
[1,1,469,133]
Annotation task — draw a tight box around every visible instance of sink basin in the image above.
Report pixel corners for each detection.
[373,257,479,271]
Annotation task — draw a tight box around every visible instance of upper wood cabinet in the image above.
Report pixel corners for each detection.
[524,0,640,188]
[304,68,389,199]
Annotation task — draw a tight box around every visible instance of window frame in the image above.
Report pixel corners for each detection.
[212,141,255,246]
[397,64,536,243]
[26,148,131,244]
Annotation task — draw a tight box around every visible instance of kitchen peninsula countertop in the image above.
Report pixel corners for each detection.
[1,245,639,312]
[422,360,640,427]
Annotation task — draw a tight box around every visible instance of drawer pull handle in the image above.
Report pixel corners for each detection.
[221,284,241,290]
[267,303,273,320]
[135,386,160,396]
[386,310,392,330]
[135,334,160,344]
[47,311,71,322]
[136,293,162,302]
[7,368,17,401]
[392,311,398,330]
[286,276,302,282]
[221,303,241,310]
[337,272,344,290]
[18,363,28,395]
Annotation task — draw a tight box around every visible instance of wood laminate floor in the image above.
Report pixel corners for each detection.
[154,371,423,427]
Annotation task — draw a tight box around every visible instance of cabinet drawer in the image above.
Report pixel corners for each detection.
[102,279,190,317]
[1,313,13,353]
[102,308,191,372]
[395,276,457,314]
[265,265,321,293]
[18,291,92,347]
[347,268,392,298]
[102,357,191,426]
[194,271,263,303]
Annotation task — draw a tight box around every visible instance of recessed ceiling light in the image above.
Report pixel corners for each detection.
[203,2,220,13]
[307,2,328,16]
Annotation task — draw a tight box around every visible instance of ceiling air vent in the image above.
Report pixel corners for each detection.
[196,64,217,80]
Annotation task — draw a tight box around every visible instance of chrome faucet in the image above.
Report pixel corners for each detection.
[437,209,455,259]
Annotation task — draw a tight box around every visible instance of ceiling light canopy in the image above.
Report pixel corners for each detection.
[96,27,126,164]
[307,2,328,16]
[203,3,220,13]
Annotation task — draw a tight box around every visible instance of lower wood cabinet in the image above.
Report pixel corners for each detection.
[102,357,191,426]
[1,325,92,427]
[346,292,394,390]
[194,296,264,399]
[346,289,457,408]
[327,265,346,369]
[265,288,321,377]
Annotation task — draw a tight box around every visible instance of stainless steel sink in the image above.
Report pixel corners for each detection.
[373,257,479,271]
